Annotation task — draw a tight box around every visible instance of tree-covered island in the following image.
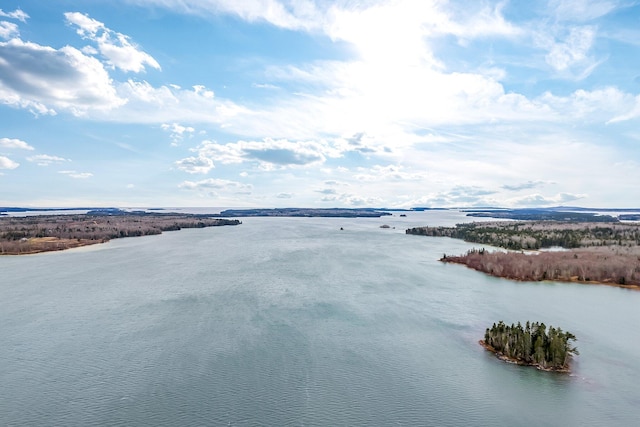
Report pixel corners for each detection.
[481,321,578,372]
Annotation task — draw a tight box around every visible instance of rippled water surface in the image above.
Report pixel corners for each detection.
[1,211,639,426]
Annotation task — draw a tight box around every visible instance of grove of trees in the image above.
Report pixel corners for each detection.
[441,248,640,287]
[407,221,640,250]
[0,213,241,255]
[482,321,578,371]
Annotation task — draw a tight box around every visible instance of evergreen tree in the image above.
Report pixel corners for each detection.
[482,321,578,370]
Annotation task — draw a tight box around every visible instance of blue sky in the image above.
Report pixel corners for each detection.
[1,0,640,208]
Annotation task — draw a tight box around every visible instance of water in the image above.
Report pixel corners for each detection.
[1,211,639,426]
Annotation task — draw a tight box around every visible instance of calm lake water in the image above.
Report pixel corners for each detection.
[1,210,639,426]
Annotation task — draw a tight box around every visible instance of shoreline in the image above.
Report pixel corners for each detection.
[1,237,106,255]
[0,213,240,256]
[408,220,640,290]
[442,256,640,291]
[478,340,571,373]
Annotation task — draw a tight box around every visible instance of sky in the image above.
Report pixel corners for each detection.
[1,0,640,208]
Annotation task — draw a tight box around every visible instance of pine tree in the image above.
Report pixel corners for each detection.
[482,321,578,370]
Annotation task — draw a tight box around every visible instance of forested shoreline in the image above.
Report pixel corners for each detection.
[406,221,640,250]
[441,248,640,288]
[408,221,640,289]
[0,213,240,255]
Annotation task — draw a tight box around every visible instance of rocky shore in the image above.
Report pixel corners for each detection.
[479,340,571,373]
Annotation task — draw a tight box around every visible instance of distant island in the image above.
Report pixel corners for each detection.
[460,207,640,222]
[0,209,240,255]
[213,208,392,218]
[407,221,640,289]
[463,208,619,222]
[481,321,578,372]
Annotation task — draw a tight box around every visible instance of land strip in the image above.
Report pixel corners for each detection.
[407,221,640,289]
[0,211,240,255]
[214,208,392,217]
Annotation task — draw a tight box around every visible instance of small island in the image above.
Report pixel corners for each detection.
[0,209,240,255]
[481,321,578,372]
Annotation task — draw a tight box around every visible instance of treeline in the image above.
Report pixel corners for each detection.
[0,214,241,255]
[0,238,95,254]
[407,221,640,251]
[442,248,640,287]
[482,321,578,371]
[466,210,617,222]
[0,215,240,241]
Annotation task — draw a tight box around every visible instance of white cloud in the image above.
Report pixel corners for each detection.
[276,192,293,198]
[502,180,546,191]
[59,170,93,179]
[0,21,18,39]
[549,0,618,22]
[0,155,19,169]
[1,1,624,138]
[0,137,34,150]
[609,94,640,123]
[179,178,252,193]
[253,83,280,90]
[319,191,383,206]
[542,87,634,120]
[251,50,639,146]
[93,80,248,125]
[544,26,597,73]
[125,0,326,31]
[406,184,500,207]
[175,156,215,174]
[316,188,337,195]
[104,1,634,144]
[65,12,161,73]
[127,1,521,53]
[194,138,332,169]
[2,1,638,208]
[333,132,385,156]
[2,73,244,123]
[0,38,125,115]
[422,1,524,43]
[0,9,29,22]
[250,56,555,144]
[27,154,70,166]
[353,164,426,182]
[405,191,588,211]
[509,192,586,207]
[161,122,195,146]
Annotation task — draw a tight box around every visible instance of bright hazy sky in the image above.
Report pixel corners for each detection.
[1,1,640,208]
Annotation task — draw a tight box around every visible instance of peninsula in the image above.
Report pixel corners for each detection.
[407,221,640,289]
[0,210,240,255]
[481,321,578,372]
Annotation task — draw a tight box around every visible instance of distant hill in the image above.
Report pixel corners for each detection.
[214,208,392,218]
